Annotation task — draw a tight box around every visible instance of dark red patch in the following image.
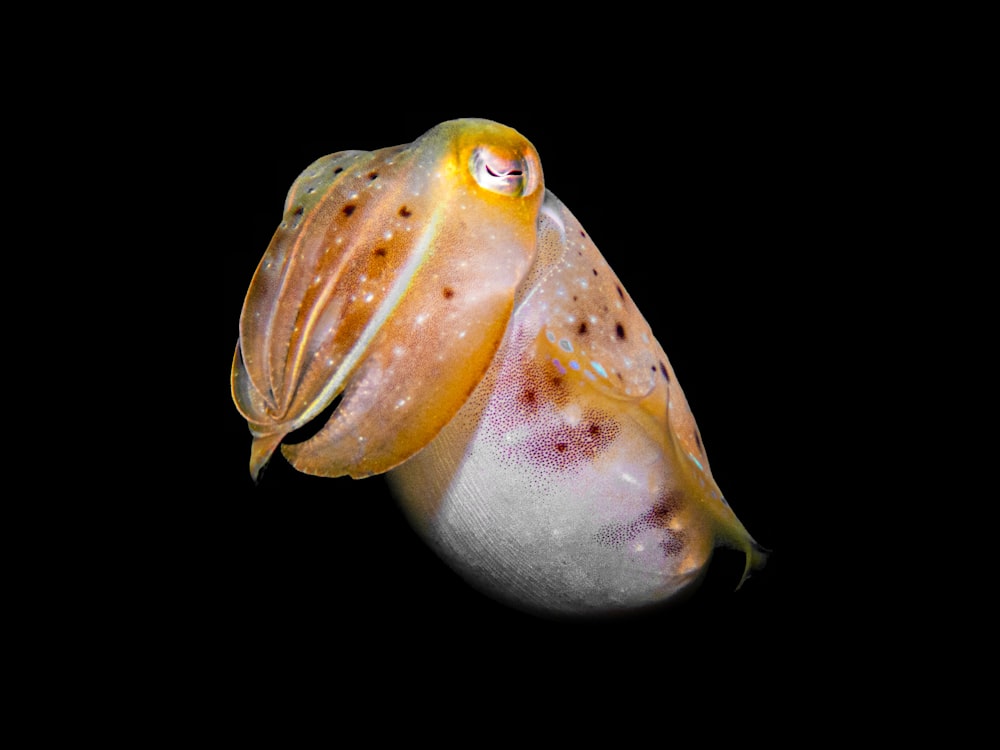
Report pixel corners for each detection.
[521,413,620,472]
[594,492,686,558]
[518,388,538,413]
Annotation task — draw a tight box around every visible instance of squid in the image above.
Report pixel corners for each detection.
[232,118,767,617]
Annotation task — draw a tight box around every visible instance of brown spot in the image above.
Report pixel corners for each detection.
[399,205,412,217]
[616,323,626,340]
[333,167,344,174]
[694,431,703,452]
[442,287,454,299]
[592,268,598,276]
[587,422,601,437]
[578,322,587,335]
[368,171,379,180]
[293,206,304,216]
[519,388,537,409]
[659,361,670,382]
[343,204,356,216]
[555,442,567,453]
[374,247,387,257]
[580,230,586,237]
[616,285,624,300]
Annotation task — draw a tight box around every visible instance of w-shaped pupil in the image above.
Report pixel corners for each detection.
[485,164,524,177]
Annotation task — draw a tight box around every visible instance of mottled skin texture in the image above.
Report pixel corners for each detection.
[233,119,767,616]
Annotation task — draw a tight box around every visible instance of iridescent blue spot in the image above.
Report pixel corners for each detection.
[559,339,573,353]
[546,331,556,343]
[569,360,580,370]
[591,361,608,378]
[584,370,596,381]
[552,358,567,375]
[688,452,705,472]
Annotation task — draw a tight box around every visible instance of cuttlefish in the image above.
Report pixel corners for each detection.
[232,119,767,617]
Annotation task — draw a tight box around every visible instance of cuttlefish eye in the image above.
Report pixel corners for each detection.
[470,145,539,197]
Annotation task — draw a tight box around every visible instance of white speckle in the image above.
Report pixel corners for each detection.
[634,543,645,553]
[562,403,582,425]
[383,231,393,240]
[503,425,531,444]
[358,435,365,442]
[365,293,374,303]
[620,471,638,486]
[458,330,466,339]
[350,192,358,200]
[415,313,429,325]
[313,275,321,285]
[396,399,407,409]
[336,237,343,245]
[393,346,406,357]
[327,358,334,366]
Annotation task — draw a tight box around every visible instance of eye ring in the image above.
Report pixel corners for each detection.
[470,146,538,197]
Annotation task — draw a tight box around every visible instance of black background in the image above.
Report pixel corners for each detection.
[208,103,827,691]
